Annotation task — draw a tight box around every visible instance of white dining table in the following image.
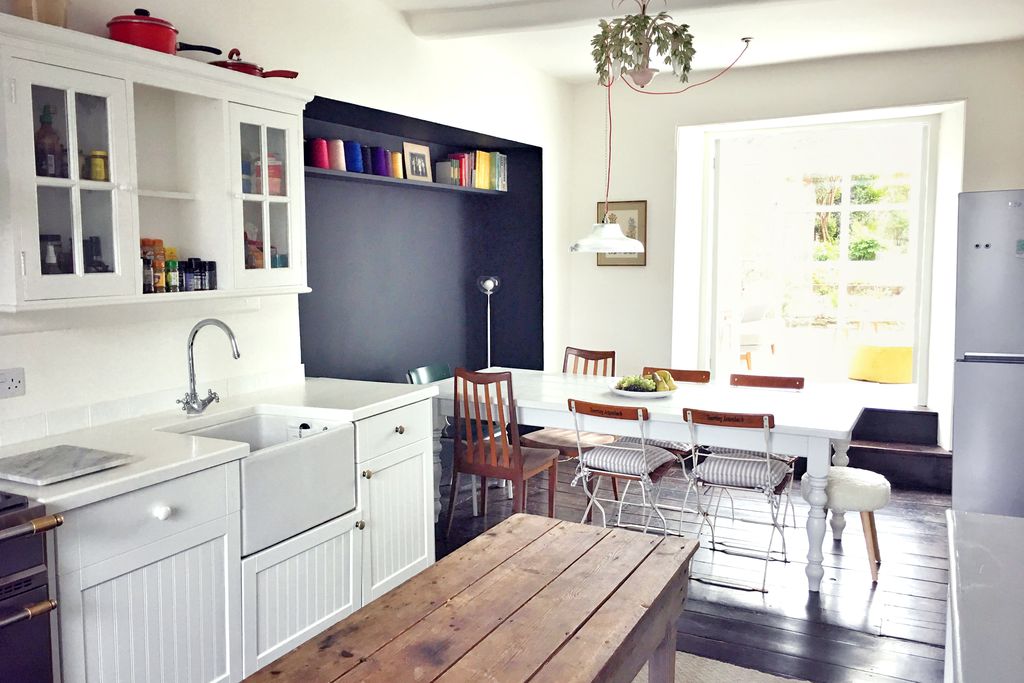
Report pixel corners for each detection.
[430,367,863,592]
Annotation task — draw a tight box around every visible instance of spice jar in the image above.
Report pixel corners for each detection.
[165,259,179,293]
[205,261,217,290]
[142,257,154,294]
[88,151,109,182]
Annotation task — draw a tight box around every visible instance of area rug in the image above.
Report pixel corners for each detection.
[632,652,810,683]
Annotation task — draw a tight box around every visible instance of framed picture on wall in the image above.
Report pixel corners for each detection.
[597,200,647,266]
[403,142,433,182]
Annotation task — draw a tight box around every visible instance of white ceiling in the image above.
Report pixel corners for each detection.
[378,0,1024,83]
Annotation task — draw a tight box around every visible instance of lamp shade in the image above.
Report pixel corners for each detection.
[569,223,645,253]
[477,275,501,293]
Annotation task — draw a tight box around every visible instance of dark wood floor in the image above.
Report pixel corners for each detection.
[436,459,948,683]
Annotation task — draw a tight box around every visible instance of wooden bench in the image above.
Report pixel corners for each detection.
[246,513,699,683]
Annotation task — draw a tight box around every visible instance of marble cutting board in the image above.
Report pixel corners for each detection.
[0,445,136,486]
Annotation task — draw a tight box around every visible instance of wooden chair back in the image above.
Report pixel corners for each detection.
[407,362,453,385]
[642,367,711,384]
[453,368,522,474]
[564,347,616,376]
[567,399,649,422]
[729,373,804,390]
[683,408,775,430]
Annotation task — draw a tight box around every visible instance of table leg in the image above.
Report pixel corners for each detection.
[432,408,444,524]
[648,619,676,683]
[830,439,850,541]
[804,438,830,592]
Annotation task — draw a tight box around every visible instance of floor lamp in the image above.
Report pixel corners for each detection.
[477,276,501,368]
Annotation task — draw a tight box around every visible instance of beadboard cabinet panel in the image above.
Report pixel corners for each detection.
[241,513,361,677]
[359,437,434,602]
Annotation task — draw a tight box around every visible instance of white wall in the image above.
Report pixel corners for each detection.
[0,0,572,444]
[565,40,1024,442]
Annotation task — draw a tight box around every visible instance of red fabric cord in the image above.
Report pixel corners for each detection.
[621,39,751,96]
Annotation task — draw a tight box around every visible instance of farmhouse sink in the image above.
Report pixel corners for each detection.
[158,407,356,556]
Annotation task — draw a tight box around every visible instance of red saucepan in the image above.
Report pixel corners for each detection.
[210,49,299,79]
[107,9,221,56]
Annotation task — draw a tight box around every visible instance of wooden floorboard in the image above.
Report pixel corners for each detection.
[438,459,949,683]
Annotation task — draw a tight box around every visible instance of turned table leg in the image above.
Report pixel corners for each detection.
[829,439,851,541]
[804,438,831,592]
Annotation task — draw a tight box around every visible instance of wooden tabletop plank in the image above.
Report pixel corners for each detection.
[437,528,662,682]
[245,514,561,683]
[530,536,699,683]
[338,521,611,682]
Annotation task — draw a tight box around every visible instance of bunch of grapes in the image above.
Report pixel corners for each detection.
[615,375,657,392]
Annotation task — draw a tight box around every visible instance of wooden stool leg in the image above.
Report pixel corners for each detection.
[513,477,526,514]
[869,510,881,566]
[611,476,619,501]
[648,619,677,683]
[547,461,557,518]
[861,511,879,583]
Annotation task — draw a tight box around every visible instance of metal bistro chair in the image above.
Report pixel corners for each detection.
[568,399,680,534]
[684,408,794,593]
[445,369,559,538]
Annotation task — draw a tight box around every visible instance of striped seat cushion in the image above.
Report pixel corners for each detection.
[615,435,690,453]
[692,450,790,490]
[580,440,677,477]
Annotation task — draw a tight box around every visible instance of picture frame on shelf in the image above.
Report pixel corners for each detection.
[403,142,432,183]
[596,200,647,266]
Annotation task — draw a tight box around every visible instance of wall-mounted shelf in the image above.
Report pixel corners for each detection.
[304,166,506,196]
[0,285,311,313]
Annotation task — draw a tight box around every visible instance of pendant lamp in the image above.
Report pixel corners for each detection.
[569,221,644,253]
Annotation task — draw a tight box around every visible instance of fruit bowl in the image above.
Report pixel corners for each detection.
[609,383,676,399]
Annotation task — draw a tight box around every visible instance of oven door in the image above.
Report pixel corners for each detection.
[0,584,54,682]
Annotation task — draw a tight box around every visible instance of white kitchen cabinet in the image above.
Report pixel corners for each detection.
[358,436,435,602]
[6,59,135,301]
[229,103,306,290]
[55,465,243,683]
[0,15,313,311]
[241,512,361,677]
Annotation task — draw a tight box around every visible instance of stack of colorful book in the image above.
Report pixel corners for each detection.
[435,151,508,191]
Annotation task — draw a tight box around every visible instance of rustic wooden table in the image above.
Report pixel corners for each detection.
[246,514,699,683]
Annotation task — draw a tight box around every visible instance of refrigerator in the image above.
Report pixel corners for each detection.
[952,189,1024,517]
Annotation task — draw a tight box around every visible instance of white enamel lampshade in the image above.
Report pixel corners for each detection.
[569,222,645,253]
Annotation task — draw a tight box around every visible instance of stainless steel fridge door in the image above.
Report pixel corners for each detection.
[954,190,1024,360]
[952,360,1024,517]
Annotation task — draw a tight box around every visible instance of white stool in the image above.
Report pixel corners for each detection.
[802,467,891,583]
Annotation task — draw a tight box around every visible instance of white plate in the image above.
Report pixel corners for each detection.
[609,381,676,399]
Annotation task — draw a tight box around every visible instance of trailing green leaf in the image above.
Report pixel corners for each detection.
[591,7,696,86]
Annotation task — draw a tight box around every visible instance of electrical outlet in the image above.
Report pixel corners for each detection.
[0,368,26,398]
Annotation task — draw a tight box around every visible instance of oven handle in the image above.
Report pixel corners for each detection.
[0,513,63,544]
[0,599,57,630]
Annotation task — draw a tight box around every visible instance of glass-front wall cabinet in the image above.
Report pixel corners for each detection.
[230,103,303,288]
[11,60,134,300]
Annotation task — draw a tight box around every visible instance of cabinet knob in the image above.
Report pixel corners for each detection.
[395,425,406,435]
[151,504,173,521]
[355,520,366,530]
[362,469,373,479]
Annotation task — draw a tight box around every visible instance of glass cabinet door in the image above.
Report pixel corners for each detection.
[13,60,134,300]
[229,104,304,288]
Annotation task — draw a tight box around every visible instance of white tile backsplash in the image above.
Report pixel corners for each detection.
[0,364,305,447]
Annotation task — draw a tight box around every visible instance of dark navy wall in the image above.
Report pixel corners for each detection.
[299,99,544,383]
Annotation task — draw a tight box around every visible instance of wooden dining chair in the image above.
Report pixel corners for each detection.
[642,367,711,385]
[564,346,616,375]
[446,369,559,538]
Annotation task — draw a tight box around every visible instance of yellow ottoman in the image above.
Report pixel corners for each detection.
[849,345,913,384]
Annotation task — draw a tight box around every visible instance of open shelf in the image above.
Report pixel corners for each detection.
[304,166,506,195]
[1,285,311,312]
[137,189,197,201]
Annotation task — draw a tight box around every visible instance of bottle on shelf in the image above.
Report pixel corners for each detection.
[142,257,154,294]
[205,261,217,290]
[34,104,64,177]
[165,259,179,293]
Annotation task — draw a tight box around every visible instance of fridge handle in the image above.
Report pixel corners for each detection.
[962,353,1024,363]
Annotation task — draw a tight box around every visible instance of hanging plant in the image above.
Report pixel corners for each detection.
[591,0,696,87]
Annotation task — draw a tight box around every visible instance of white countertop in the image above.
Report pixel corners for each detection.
[0,378,437,512]
[945,509,1024,683]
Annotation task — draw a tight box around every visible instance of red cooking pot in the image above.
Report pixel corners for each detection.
[210,49,299,79]
[107,9,221,56]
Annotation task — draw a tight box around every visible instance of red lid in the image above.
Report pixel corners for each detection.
[107,9,177,32]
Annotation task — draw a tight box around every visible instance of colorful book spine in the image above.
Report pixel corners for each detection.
[390,151,404,179]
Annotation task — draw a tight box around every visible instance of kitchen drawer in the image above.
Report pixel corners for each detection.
[355,400,431,460]
[56,464,239,574]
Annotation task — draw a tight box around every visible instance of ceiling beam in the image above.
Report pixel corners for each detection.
[405,0,779,39]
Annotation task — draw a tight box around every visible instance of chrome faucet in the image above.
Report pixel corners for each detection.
[177,318,241,415]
